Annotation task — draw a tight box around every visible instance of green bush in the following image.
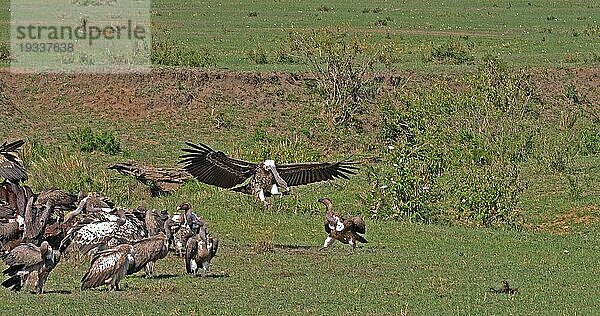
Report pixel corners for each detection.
[67,127,122,155]
[427,39,474,64]
[579,126,600,155]
[367,96,449,222]
[152,38,215,68]
[369,58,543,227]
[470,56,538,114]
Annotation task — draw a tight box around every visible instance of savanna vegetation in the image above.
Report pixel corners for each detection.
[0,0,599,314]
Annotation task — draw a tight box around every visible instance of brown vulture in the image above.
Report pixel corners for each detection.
[0,140,28,183]
[319,198,367,250]
[185,225,219,276]
[127,215,172,276]
[1,241,60,294]
[180,142,358,206]
[0,203,24,249]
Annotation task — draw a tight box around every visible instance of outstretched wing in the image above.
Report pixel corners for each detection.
[179,142,257,189]
[276,160,359,187]
[0,140,28,182]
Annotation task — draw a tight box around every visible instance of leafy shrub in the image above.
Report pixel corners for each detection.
[427,40,474,64]
[289,29,384,126]
[470,56,538,114]
[369,58,543,227]
[367,96,449,222]
[67,127,121,155]
[366,145,445,222]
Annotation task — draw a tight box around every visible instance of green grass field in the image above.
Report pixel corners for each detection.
[0,0,599,315]
[1,0,599,70]
[2,221,599,315]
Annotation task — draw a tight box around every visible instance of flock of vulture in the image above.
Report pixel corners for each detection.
[0,139,366,294]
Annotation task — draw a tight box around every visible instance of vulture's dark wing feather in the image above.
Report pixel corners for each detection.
[179,142,257,188]
[0,204,15,219]
[276,160,359,187]
[2,243,42,268]
[0,140,28,182]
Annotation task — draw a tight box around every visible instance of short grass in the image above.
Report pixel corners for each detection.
[1,0,599,70]
[1,214,598,315]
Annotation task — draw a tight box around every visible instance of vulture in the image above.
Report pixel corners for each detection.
[178,202,205,234]
[1,181,34,217]
[0,202,15,218]
[172,221,194,257]
[127,218,173,276]
[62,193,114,223]
[180,142,358,206]
[169,204,202,257]
[59,208,145,255]
[491,280,518,294]
[319,198,367,250]
[0,210,24,251]
[23,197,52,245]
[144,208,169,237]
[81,243,134,291]
[0,139,28,183]
[185,225,219,276]
[0,219,23,246]
[1,241,60,294]
[35,188,78,210]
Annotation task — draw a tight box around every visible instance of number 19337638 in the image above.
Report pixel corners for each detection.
[18,42,74,53]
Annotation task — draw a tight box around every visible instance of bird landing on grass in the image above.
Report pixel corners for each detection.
[179,142,359,207]
[318,198,367,251]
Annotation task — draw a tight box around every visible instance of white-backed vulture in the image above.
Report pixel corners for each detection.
[62,193,114,223]
[319,198,367,250]
[178,203,205,234]
[1,241,60,294]
[81,244,134,291]
[180,142,358,206]
[59,208,145,255]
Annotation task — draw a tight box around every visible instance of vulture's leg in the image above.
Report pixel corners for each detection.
[319,237,335,250]
[202,261,210,276]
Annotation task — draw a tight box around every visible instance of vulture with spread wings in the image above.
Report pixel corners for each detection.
[180,142,358,206]
[0,140,28,183]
